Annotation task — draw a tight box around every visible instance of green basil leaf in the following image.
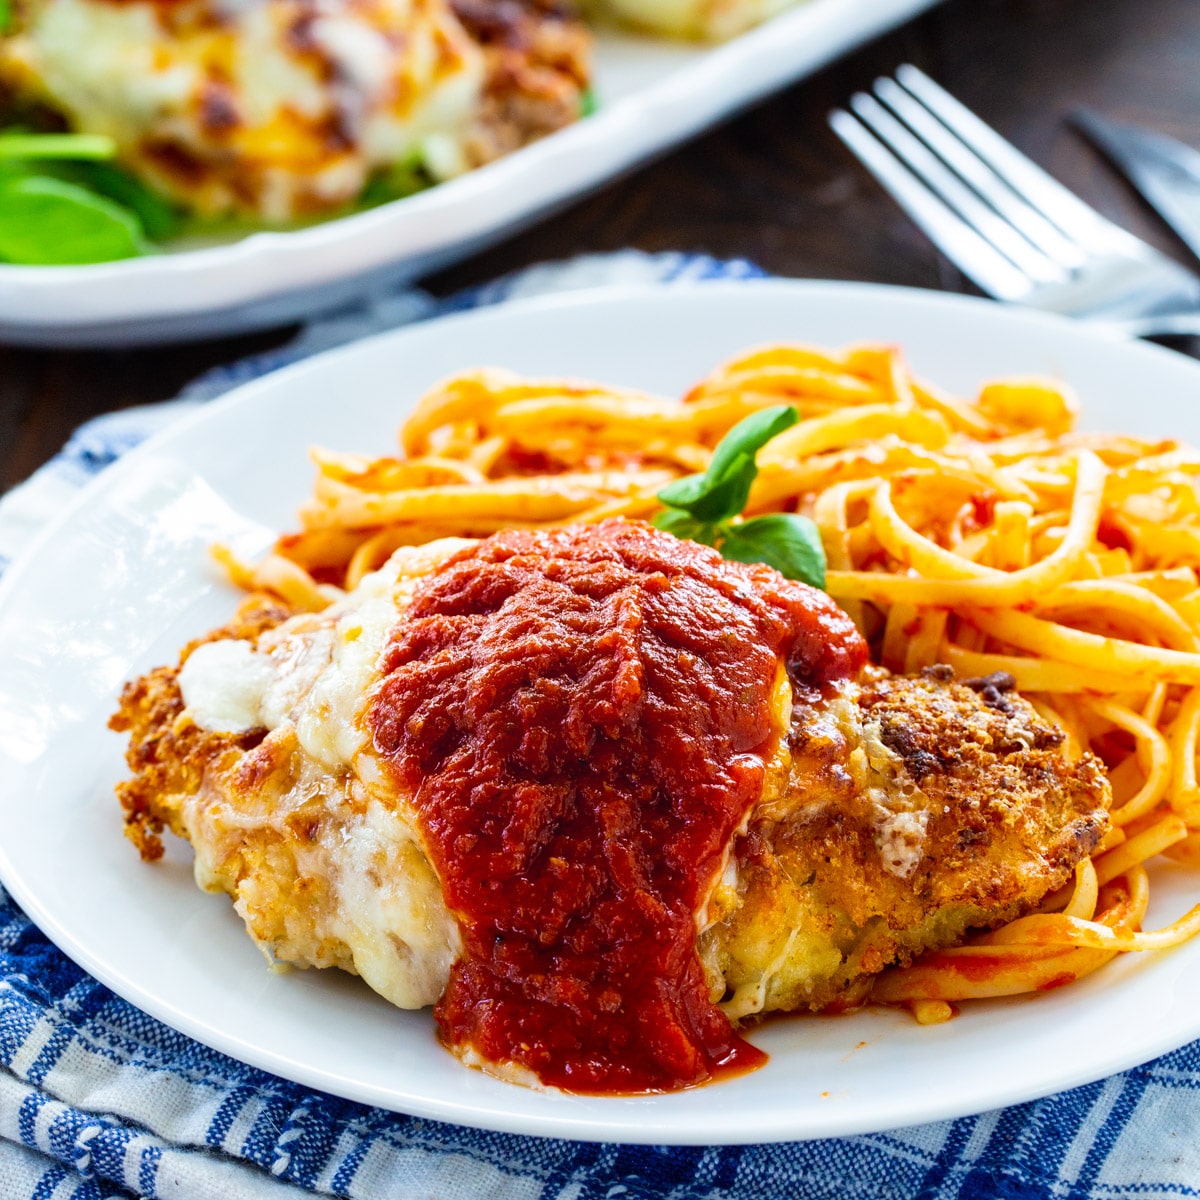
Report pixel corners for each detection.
[58,161,182,241]
[656,449,756,522]
[0,0,13,33]
[719,513,827,590]
[657,405,798,522]
[651,508,718,544]
[699,404,799,491]
[579,87,598,118]
[0,132,116,160]
[0,176,146,264]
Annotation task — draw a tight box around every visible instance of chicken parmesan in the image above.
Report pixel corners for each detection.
[0,0,589,220]
[111,520,1110,1092]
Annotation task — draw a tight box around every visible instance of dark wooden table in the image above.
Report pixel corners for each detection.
[3,0,1198,494]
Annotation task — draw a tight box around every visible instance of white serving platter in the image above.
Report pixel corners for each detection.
[5,281,1197,1144]
[0,0,940,347]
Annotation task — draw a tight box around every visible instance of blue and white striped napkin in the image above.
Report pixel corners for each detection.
[1,252,1198,1200]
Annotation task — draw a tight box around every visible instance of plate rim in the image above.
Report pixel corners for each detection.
[4,278,1200,1144]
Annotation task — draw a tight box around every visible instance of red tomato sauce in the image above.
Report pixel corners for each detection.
[367,520,865,1093]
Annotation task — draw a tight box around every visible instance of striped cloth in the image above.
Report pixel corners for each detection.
[1,252,1198,1200]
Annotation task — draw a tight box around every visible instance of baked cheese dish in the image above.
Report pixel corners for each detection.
[0,0,590,220]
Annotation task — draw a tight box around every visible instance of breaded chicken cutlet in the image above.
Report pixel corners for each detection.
[114,618,1109,1018]
[110,522,1110,1088]
[702,666,1109,1018]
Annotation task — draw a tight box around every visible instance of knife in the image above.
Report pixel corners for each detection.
[1074,108,1200,269]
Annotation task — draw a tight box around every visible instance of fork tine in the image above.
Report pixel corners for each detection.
[848,92,1064,284]
[828,107,1032,302]
[871,76,1087,271]
[894,64,1132,253]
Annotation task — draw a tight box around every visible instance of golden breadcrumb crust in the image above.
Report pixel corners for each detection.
[108,595,293,860]
[701,666,1110,1017]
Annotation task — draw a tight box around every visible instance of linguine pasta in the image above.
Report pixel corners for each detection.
[223,341,1200,1021]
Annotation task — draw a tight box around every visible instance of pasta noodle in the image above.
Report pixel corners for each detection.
[226,340,1200,1015]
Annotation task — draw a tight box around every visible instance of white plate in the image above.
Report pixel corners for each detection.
[0,0,939,347]
[3,281,1200,1145]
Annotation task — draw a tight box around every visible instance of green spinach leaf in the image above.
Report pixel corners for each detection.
[0,132,116,160]
[60,161,182,241]
[0,176,146,264]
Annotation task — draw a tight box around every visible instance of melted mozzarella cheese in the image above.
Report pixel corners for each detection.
[180,538,472,751]
[860,717,930,879]
[873,808,930,880]
[5,0,194,132]
[325,796,460,1008]
[1,0,485,219]
[179,539,473,1010]
[178,639,276,734]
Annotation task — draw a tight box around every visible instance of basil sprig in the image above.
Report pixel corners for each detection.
[653,405,827,590]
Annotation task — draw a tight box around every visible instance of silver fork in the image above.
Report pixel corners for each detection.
[829,65,1200,339]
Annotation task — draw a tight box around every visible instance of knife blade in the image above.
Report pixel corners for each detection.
[1074,108,1200,269]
